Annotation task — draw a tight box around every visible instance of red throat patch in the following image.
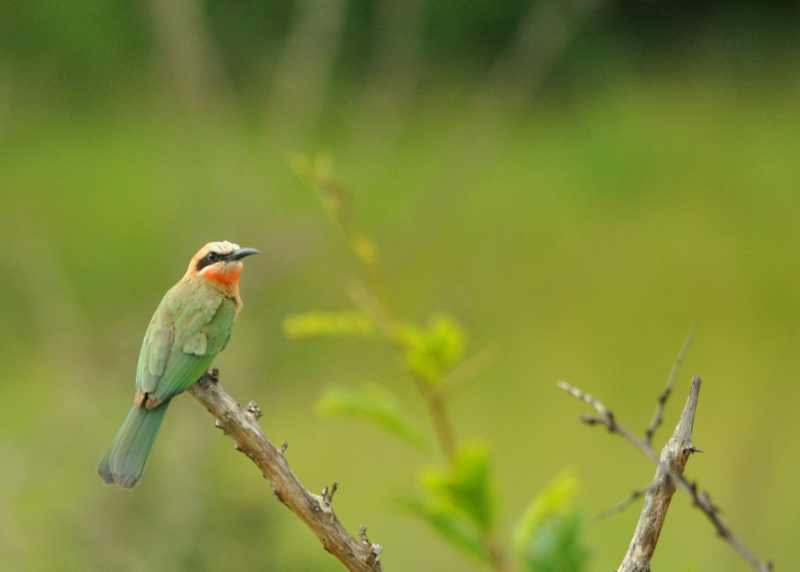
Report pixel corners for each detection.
[203,265,242,287]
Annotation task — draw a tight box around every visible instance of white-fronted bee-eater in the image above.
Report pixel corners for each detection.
[98,241,259,488]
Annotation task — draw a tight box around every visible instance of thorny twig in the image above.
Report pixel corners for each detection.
[558,377,773,572]
[599,329,695,521]
[189,369,384,572]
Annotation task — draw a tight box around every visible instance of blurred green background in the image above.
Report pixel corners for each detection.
[1,1,798,570]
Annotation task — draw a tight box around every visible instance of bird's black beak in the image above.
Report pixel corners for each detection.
[227,247,260,261]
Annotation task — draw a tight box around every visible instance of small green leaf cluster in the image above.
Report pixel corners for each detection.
[396,315,466,386]
[514,472,589,572]
[403,442,496,563]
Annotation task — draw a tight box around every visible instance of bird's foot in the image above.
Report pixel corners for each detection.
[205,368,220,384]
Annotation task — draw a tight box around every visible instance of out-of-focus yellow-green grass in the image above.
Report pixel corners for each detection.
[1,79,797,571]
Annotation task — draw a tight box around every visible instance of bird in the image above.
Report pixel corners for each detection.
[98,241,259,488]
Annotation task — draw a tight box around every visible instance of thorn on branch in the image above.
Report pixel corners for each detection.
[358,526,383,564]
[322,482,339,506]
[579,414,602,426]
[246,400,263,419]
[368,543,384,564]
[281,441,289,454]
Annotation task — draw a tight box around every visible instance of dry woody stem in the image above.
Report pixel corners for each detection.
[618,377,700,572]
[189,369,384,572]
[558,376,773,572]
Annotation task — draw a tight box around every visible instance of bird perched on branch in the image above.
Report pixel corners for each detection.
[98,241,259,488]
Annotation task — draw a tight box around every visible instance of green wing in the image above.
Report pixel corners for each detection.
[135,281,238,404]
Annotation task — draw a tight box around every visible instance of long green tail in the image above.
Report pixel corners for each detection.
[97,402,170,488]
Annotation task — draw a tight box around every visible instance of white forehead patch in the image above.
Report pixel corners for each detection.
[206,241,240,255]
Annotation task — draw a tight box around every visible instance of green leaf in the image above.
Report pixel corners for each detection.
[420,442,494,532]
[397,315,466,385]
[514,471,590,572]
[400,495,491,563]
[283,311,374,339]
[513,471,578,552]
[315,384,425,449]
[403,443,496,562]
[522,511,589,572]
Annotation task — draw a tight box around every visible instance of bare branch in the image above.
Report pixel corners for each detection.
[617,377,701,572]
[644,327,695,445]
[189,370,384,572]
[556,381,617,430]
[558,377,773,572]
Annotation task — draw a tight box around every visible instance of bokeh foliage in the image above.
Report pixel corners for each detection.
[1,82,797,570]
[0,2,796,571]
[1,0,798,98]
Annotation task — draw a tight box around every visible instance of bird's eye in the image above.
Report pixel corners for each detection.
[196,251,223,271]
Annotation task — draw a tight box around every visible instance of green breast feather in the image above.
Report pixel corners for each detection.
[135,280,238,404]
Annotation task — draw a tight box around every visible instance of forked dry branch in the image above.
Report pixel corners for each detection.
[558,375,773,572]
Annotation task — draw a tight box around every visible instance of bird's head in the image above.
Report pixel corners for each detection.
[185,241,260,290]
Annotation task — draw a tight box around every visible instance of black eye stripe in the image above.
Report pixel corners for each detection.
[196,251,224,271]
